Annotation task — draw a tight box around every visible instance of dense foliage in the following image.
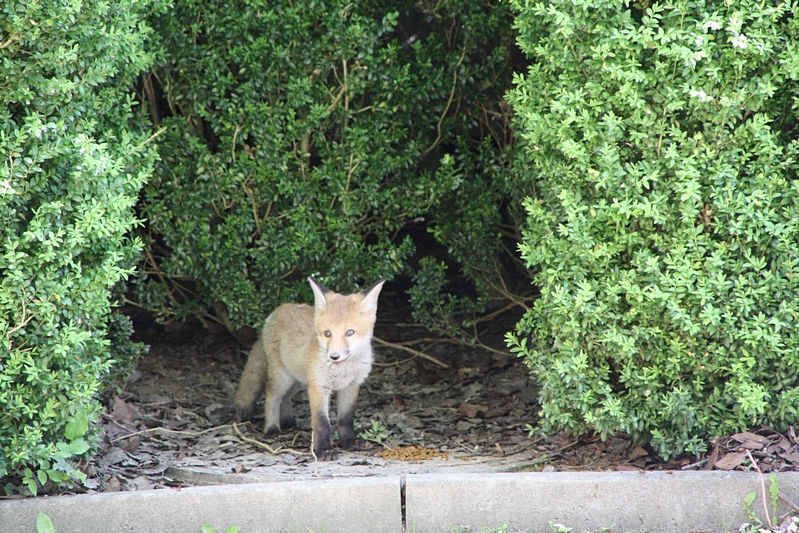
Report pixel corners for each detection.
[507,0,799,458]
[134,0,525,335]
[9,0,795,484]
[0,0,157,491]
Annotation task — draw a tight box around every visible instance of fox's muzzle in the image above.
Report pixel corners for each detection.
[328,348,349,363]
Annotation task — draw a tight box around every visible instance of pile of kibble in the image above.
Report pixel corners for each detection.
[379,445,449,461]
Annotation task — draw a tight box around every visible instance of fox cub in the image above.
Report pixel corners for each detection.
[234,276,384,460]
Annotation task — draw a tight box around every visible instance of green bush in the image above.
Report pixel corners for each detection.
[507,0,799,458]
[134,0,522,333]
[0,0,158,491]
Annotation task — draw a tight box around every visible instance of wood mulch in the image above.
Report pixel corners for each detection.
[27,294,799,494]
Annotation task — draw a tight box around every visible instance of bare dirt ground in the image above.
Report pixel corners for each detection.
[79,292,799,493]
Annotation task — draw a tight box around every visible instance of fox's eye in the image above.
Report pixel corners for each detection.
[324,330,331,338]
[345,329,355,337]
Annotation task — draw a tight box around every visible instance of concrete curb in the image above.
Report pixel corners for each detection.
[406,471,799,533]
[0,476,402,533]
[2,471,798,533]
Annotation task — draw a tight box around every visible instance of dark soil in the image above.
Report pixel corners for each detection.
[68,292,799,493]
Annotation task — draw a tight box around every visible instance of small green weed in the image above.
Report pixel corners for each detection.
[358,420,388,445]
[201,526,240,533]
[742,491,759,525]
[740,468,799,533]
[36,514,55,533]
[450,525,509,533]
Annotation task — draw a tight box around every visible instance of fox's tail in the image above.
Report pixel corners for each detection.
[234,337,268,422]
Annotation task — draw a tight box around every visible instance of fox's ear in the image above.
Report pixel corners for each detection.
[359,279,385,313]
[308,276,331,310]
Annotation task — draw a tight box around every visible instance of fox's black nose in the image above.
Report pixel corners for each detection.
[329,352,340,361]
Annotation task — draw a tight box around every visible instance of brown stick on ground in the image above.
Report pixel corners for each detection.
[232,422,308,457]
[373,336,449,368]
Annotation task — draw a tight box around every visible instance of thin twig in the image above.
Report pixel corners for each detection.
[111,424,231,443]
[746,449,772,528]
[232,422,308,456]
[373,336,449,368]
[6,295,33,350]
[290,431,308,448]
[473,337,513,357]
[231,124,241,164]
[373,356,417,367]
[421,44,468,159]
[780,492,799,513]
[326,83,347,113]
[380,337,460,347]
[0,34,18,50]
[129,126,167,157]
[680,458,709,470]
[311,431,319,477]
[469,301,520,325]
[343,58,349,131]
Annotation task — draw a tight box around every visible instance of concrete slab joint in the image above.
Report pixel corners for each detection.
[405,472,799,533]
[2,471,799,533]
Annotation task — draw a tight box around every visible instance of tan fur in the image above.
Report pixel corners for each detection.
[234,276,384,460]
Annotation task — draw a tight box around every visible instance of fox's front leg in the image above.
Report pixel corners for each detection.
[308,385,337,460]
[337,384,361,450]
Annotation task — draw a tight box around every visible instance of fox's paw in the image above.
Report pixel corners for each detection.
[339,437,366,451]
[234,405,254,423]
[263,425,282,437]
[279,416,297,430]
[314,447,339,461]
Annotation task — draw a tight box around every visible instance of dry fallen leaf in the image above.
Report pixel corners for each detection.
[738,440,767,450]
[705,442,719,470]
[104,476,122,492]
[730,431,769,444]
[615,464,642,472]
[111,395,141,423]
[628,446,649,461]
[714,451,747,471]
[780,452,799,463]
[458,403,489,418]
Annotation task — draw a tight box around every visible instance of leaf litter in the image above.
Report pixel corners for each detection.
[69,301,799,494]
